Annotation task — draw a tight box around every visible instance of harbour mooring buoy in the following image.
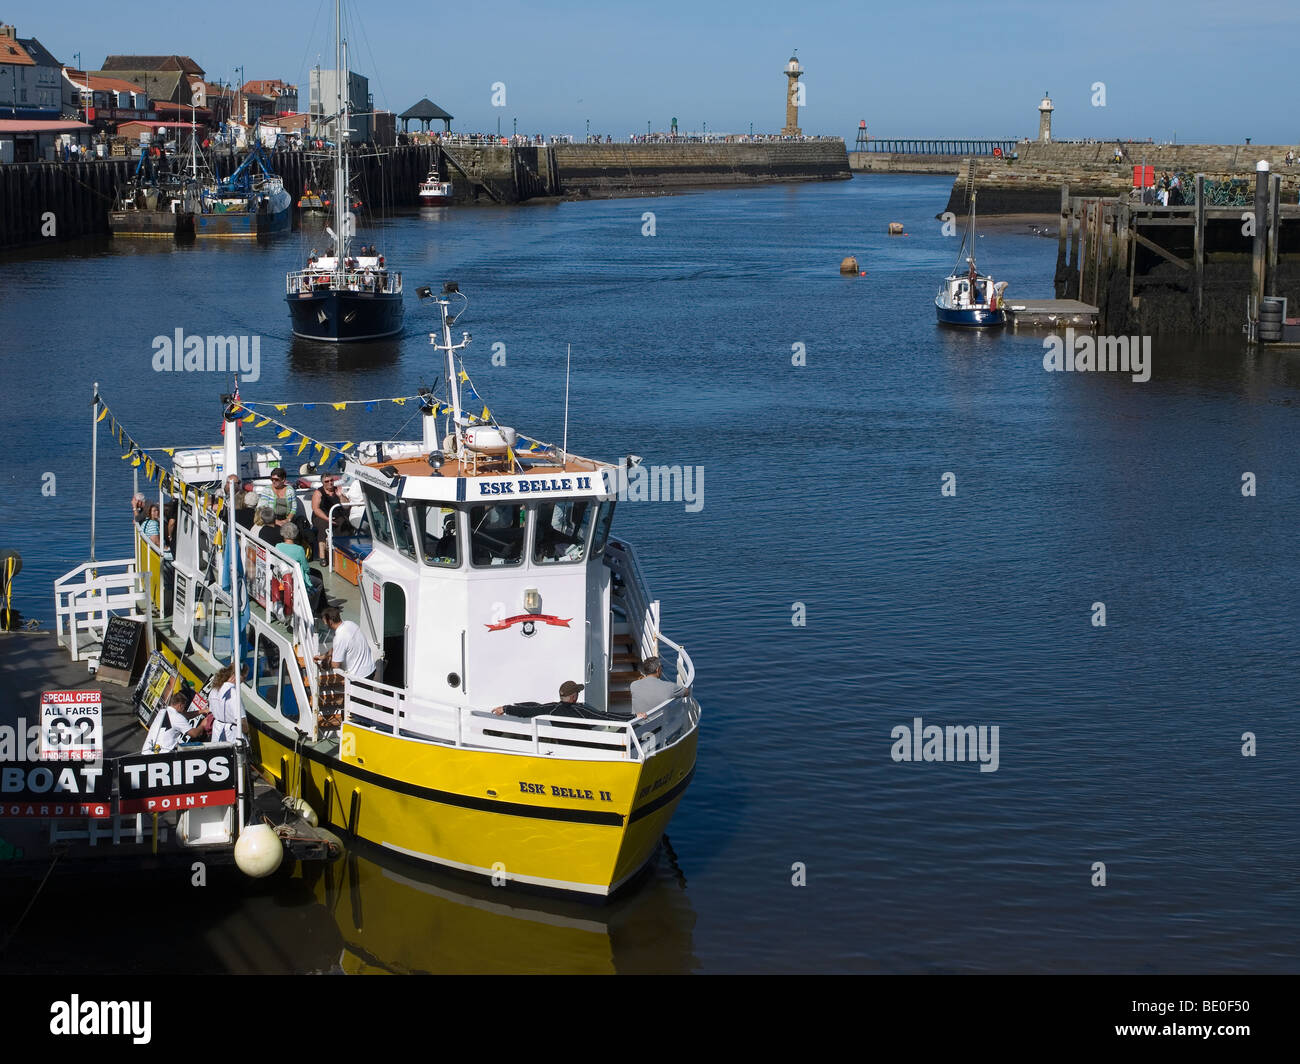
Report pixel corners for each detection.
[888,222,904,235]
[840,256,859,274]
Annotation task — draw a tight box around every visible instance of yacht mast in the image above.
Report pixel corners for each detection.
[334,0,346,261]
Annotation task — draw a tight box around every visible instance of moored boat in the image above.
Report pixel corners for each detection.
[285,0,401,339]
[418,168,453,203]
[935,191,1008,328]
[196,140,292,239]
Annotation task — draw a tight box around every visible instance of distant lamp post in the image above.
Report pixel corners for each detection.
[647,120,651,137]
[702,120,707,141]
[513,116,516,139]
[586,117,590,142]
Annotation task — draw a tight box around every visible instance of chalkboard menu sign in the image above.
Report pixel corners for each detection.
[98,616,145,686]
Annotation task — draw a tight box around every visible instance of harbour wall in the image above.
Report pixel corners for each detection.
[849,152,964,175]
[0,141,850,249]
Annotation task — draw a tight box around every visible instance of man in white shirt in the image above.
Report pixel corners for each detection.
[142,692,206,753]
[629,657,683,717]
[317,606,376,680]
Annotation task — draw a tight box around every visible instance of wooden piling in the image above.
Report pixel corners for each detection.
[1268,172,1281,295]
[1193,173,1205,319]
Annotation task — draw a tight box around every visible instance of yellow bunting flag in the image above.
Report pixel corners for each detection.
[296,436,309,456]
[332,402,346,411]
[393,397,406,406]
[256,417,271,428]
[278,428,292,439]
[243,413,256,423]
[319,447,331,464]
[97,407,108,423]
[275,404,287,412]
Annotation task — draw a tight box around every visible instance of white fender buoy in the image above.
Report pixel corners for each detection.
[234,823,284,878]
[285,796,319,828]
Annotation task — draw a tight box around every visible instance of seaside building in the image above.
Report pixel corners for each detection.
[309,66,371,143]
[96,55,204,106]
[0,24,63,119]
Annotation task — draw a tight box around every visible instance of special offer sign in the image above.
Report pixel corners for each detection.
[39,691,104,762]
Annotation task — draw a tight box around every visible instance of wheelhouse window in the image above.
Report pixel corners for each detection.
[591,501,616,556]
[469,504,525,567]
[414,503,460,568]
[388,499,417,561]
[533,499,596,565]
[362,485,393,547]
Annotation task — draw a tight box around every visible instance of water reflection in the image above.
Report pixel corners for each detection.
[288,335,405,373]
[296,842,698,974]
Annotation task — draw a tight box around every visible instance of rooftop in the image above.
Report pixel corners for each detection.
[400,97,454,121]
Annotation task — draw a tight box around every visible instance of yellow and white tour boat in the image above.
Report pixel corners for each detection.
[62,284,699,896]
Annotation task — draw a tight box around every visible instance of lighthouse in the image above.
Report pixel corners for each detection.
[1038,91,1054,143]
[782,54,803,137]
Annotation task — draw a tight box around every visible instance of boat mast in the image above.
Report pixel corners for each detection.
[335,0,349,263]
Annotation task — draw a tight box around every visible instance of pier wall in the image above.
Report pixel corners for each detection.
[553,141,851,195]
[848,152,962,174]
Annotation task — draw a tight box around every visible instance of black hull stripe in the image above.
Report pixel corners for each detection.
[629,766,695,824]
[248,714,625,827]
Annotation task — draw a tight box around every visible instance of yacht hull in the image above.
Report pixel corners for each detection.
[935,302,1007,328]
[286,287,404,342]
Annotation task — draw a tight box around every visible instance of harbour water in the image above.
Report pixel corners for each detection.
[2,175,1298,972]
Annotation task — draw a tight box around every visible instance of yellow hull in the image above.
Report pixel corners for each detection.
[160,644,695,896]
[253,719,696,895]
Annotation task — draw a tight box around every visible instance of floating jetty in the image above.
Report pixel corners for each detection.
[1006,299,1098,330]
[0,629,338,877]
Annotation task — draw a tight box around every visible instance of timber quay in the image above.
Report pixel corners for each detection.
[0,140,849,250]
[1056,172,1300,337]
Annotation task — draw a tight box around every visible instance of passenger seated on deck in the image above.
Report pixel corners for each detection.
[141,504,162,546]
[255,506,282,546]
[276,523,324,613]
[629,656,684,717]
[141,692,208,753]
[491,680,647,721]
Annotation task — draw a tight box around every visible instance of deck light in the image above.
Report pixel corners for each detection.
[524,588,542,614]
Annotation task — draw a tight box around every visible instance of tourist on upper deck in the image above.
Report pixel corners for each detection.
[275,523,313,584]
[141,504,162,546]
[630,657,684,717]
[132,493,149,525]
[492,680,647,721]
[235,489,258,531]
[258,468,302,531]
[311,475,352,561]
[255,506,282,546]
[315,606,376,681]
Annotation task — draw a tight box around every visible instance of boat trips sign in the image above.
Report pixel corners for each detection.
[117,749,238,814]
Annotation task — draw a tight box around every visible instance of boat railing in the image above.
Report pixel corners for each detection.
[605,537,660,662]
[230,524,322,727]
[285,268,403,296]
[54,559,153,663]
[343,676,639,760]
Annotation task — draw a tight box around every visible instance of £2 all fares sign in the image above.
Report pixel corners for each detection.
[39,691,103,761]
[117,748,238,814]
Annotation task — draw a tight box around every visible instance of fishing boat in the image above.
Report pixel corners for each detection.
[64,283,700,896]
[935,190,1008,327]
[285,0,402,341]
[196,140,293,240]
[109,121,202,239]
[418,168,453,203]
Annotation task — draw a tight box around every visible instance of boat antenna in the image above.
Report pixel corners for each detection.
[562,343,571,459]
[90,380,98,563]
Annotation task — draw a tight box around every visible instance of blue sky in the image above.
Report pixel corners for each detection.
[31,0,1297,143]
